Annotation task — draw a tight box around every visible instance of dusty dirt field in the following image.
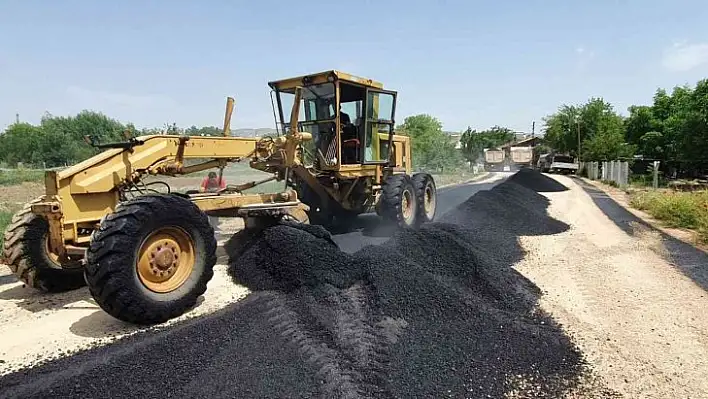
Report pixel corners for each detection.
[0,182,43,208]
[515,174,708,398]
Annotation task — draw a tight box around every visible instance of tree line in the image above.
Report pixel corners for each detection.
[396,114,517,171]
[4,79,705,172]
[0,112,226,168]
[542,79,708,170]
[1,109,507,172]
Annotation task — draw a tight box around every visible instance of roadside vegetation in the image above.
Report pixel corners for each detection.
[630,190,708,244]
[0,169,44,186]
[542,78,708,181]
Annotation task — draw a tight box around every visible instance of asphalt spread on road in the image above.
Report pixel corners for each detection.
[0,171,615,398]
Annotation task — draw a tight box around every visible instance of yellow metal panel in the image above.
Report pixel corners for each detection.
[190,192,296,212]
[336,164,378,178]
[268,70,384,91]
[59,135,258,194]
[333,71,384,89]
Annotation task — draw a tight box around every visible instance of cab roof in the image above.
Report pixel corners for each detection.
[267,70,384,91]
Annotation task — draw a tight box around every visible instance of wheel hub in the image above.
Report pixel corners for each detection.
[137,227,195,293]
[153,246,176,271]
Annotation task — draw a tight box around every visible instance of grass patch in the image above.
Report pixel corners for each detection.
[630,190,708,243]
[0,169,44,186]
[0,210,12,249]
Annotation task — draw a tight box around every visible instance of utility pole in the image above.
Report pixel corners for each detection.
[531,121,535,138]
[15,113,19,124]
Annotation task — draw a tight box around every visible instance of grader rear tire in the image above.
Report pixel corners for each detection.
[412,173,437,225]
[2,200,85,292]
[380,174,418,228]
[85,194,217,325]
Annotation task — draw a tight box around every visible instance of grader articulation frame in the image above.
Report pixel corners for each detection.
[2,70,438,324]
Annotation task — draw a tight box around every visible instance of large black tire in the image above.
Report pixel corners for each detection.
[85,194,217,325]
[379,174,418,228]
[2,200,85,292]
[412,173,437,225]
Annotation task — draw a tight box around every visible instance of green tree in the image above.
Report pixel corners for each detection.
[397,114,462,171]
[0,111,129,167]
[0,123,44,166]
[624,81,708,167]
[625,105,658,144]
[40,111,127,164]
[542,104,581,155]
[542,98,634,160]
[638,131,665,159]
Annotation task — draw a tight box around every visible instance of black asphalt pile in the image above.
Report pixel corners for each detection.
[441,172,568,237]
[0,171,611,399]
[225,222,362,291]
[507,168,571,193]
[218,170,597,398]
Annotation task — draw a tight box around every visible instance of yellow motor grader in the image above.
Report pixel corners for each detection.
[2,70,438,325]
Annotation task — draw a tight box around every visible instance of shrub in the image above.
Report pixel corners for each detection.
[630,190,708,243]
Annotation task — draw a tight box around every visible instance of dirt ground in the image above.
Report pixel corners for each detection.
[514,174,708,398]
[0,182,43,208]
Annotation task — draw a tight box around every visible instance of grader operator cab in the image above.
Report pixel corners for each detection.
[269,71,435,226]
[2,70,437,325]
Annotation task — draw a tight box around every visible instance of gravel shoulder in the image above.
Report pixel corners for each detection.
[578,177,708,252]
[514,173,708,398]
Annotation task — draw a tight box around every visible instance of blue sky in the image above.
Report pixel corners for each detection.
[1,0,707,133]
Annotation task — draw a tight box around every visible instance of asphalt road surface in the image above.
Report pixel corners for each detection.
[332,172,512,253]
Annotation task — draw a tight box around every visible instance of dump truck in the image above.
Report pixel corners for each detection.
[483,148,506,171]
[2,70,438,325]
[509,146,533,167]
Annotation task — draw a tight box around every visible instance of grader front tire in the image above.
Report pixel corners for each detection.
[85,194,217,325]
[2,201,85,292]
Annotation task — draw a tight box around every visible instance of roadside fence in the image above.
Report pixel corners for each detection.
[580,160,633,188]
